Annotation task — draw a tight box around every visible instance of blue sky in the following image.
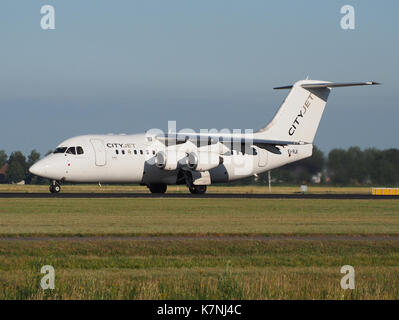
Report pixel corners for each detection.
[0,0,398,156]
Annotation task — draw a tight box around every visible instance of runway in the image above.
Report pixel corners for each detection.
[0,192,397,199]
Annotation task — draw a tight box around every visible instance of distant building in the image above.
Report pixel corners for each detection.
[0,163,8,183]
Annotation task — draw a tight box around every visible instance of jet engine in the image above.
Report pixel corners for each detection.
[155,151,187,170]
[187,151,223,172]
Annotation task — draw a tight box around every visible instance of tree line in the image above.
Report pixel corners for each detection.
[235,146,399,186]
[0,147,398,186]
[0,150,50,184]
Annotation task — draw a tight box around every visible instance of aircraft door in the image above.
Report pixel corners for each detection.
[90,139,107,166]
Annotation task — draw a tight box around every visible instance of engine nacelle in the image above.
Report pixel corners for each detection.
[187,151,223,172]
[155,151,187,170]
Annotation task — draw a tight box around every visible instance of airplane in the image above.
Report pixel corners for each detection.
[29,79,379,194]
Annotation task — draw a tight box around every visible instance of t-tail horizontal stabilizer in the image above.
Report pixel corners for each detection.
[274,81,380,90]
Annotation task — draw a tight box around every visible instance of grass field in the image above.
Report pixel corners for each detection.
[1,240,399,299]
[0,194,399,299]
[0,198,398,236]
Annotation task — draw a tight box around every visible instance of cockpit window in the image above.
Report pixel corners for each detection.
[54,147,67,154]
[53,146,83,155]
[66,147,76,155]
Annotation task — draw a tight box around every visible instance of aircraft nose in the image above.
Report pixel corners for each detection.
[29,161,45,176]
[29,156,66,180]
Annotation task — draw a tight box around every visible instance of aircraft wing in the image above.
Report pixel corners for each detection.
[155,133,308,153]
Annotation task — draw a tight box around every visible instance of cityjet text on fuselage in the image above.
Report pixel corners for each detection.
[106,143,136,149]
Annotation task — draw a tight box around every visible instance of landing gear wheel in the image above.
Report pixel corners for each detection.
[189,185,207,194]
[49,182,61,193]
[147,184,167,194]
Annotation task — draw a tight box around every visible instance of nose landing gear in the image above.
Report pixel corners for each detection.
[49,181,61,193]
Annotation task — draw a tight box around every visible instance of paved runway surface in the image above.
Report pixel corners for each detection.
[0,192,397,199]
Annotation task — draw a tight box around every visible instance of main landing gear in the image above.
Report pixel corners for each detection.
[49,181,61,193]
[147,183,167,194]
[188,185,207,194]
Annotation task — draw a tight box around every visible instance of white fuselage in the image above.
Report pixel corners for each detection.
[29,133,313,186]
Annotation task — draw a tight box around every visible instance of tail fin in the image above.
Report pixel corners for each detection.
[256,79,379,143]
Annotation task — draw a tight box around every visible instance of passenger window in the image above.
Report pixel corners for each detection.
[134,150,137,155]
[66,147,76,155]
[122,150,125,155]
[76,146,84,155]
[152,150,155,155]
[116,150,119,155]
[140,150,143,155]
